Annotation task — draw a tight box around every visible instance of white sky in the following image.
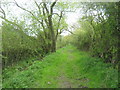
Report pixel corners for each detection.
[61,10,81,36]
[2,0,118,35]
[1,0,82,36]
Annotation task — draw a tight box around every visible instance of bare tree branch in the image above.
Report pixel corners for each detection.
[43,3,49,14]
[66,29,75,35]
[0,16,22,30]
[56,11,63,39]
[51,0,58,8]
[34,0,41,15]
[0,2,23,30]
[59,28,64,34]
[50,0,58,14]
[0,2,6,18]
[52,13,60,17]
[14,0,34,16]
[14,0,43,24]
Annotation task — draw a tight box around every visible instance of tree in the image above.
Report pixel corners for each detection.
[12,0,67,52]
[77,2,119,65]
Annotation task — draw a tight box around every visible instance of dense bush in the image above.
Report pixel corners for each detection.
[56,35,73,49]
[71,21,93,51]
[2,21,42,67]
[66,2,119,67]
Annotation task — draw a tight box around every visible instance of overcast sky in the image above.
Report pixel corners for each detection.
[1,0,119,35]
[1,0,83,36]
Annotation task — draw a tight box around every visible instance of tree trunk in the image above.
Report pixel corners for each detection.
[51,38,56,52]
[48,15,56,52]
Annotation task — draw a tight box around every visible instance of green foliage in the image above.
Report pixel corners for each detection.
[1,1,118,88]
[2,21,42,67]
[55,2,78,11]
[2,58,43,88]
[56,35,73,49]
[87,3,118,64]
[71,21,93,51]
[76,55,118,88]
[66,2,119,66]
[2,45,118,88]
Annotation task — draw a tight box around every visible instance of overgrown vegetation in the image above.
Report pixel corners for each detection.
[59,2,119,67]
[2,46,118,88]
[0,0,119,88]
[2,21,42,67]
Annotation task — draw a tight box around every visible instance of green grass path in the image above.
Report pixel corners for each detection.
[34,45,87,88]
[3,45,118,88]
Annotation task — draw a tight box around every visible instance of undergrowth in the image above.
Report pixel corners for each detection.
[2,45,118,88]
